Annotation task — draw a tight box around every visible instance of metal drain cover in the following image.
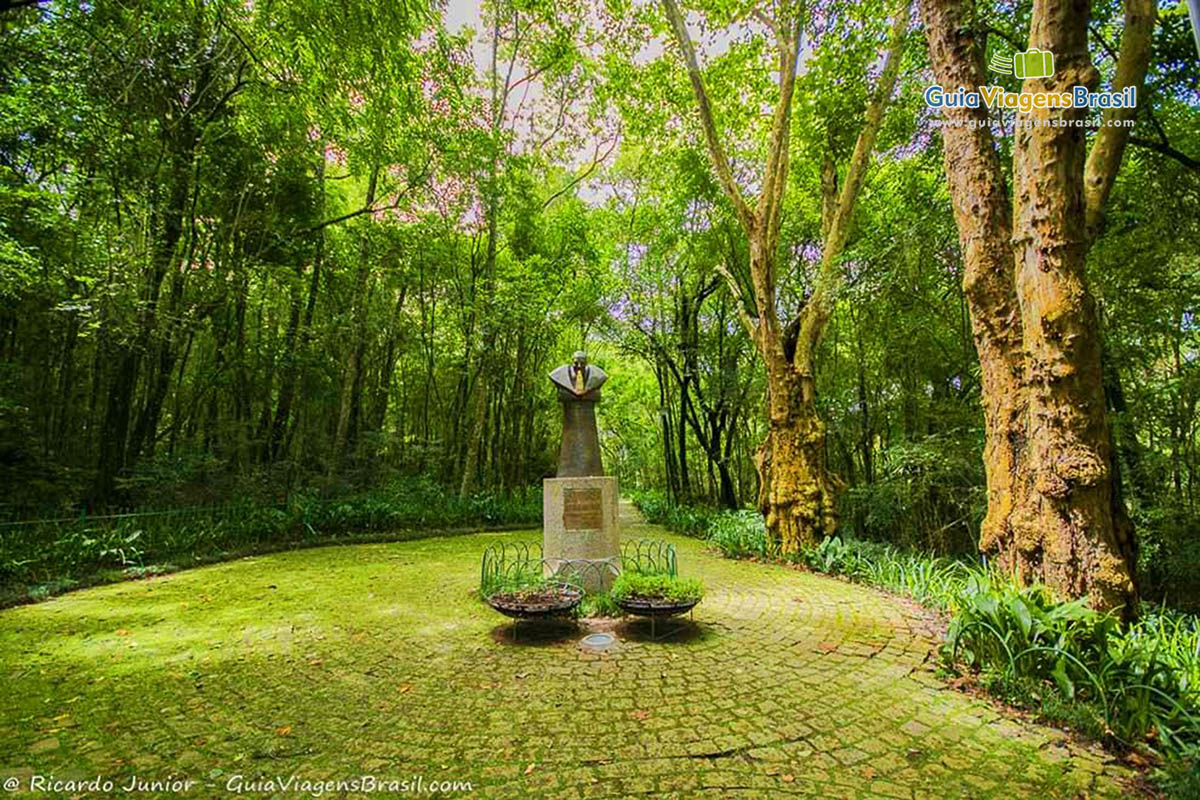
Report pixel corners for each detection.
[580,633,616,652]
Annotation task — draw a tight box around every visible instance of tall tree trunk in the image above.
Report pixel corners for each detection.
[921,0,1153,612]
[758,339,838,554]
[459,11,507,498]
[92,140,192,501]
[920,0,1032,572]
[276,160,326,461]
[1007,0,1140,611]
[370,286,407,435]
[269,264,304,460]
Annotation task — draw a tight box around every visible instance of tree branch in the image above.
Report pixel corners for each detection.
[715,260,756,336]
[1083,0,1156,240]
[541,135,619,210]
[796,3,909,371]
[1128,136,1200,173]
[300,163,430,235]
[660,0,756,232]
[757,11,804,250]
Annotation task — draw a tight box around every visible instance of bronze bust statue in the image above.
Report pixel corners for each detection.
[549,351,607,477]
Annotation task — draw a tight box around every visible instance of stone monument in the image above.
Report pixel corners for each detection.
[543,351,620,591]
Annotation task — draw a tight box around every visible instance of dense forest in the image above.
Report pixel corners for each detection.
[0,0,1197,603]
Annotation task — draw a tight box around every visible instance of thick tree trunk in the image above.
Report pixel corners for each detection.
[920,0,1033,572]
[922,0,1149,612]
[1008,0,1136,610]
[663,0,905,550]
[760,313,838,552]
[757,433,836,551]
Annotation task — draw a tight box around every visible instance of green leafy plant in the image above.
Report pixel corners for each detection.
[2,477,542,605]
[707,510,771,559]
[579,591,622,617]
[610,571,704,604]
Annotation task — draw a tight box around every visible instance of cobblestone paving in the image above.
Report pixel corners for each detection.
[0,505,1138,798]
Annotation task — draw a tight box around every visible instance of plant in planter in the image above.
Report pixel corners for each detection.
[610,572,704,618]
[486,575,583,619]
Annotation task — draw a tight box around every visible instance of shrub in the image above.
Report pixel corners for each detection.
[629,492,1200,789]
[838,437,984,555]
[943,572,1200,760]
[1135,505,1200,612]
[579,591,622,617]
[785,530,1200,778]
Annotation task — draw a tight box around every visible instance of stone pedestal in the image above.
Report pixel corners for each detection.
[543,476,620,592]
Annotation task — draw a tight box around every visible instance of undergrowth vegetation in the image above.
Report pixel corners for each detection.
[627,490,719,538]
[632,494,1200,793]
[0,477,540,604]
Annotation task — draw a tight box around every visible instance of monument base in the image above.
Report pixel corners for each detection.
[543,476,620,592]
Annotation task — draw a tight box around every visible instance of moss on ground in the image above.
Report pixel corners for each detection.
[0,508,1140,798]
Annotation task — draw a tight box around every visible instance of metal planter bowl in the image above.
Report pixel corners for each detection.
[615,596,700,618]
[486,582,583,619]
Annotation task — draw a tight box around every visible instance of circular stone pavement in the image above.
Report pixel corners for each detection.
[0,505,1139,798]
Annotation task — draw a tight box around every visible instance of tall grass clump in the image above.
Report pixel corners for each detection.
[795,535,976,610]
[943,572,1200,779]
[707,510,772,559]
[632,492,1200,792]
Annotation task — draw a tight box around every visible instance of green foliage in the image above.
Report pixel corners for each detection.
[840,438,986,555]
[944,572,1200,765]
[609,571,704,604]
[785,532,1200,766]
[629,491,719,538]
[1135,505,1200,612]
[578,591,622,618]
[796,536,978,610]
[1,478,540,604]
[668,488,1200,779]
[706,510,771,560]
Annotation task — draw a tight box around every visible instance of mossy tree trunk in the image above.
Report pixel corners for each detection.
[757,357,838,554]
[921,0,1154,613]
